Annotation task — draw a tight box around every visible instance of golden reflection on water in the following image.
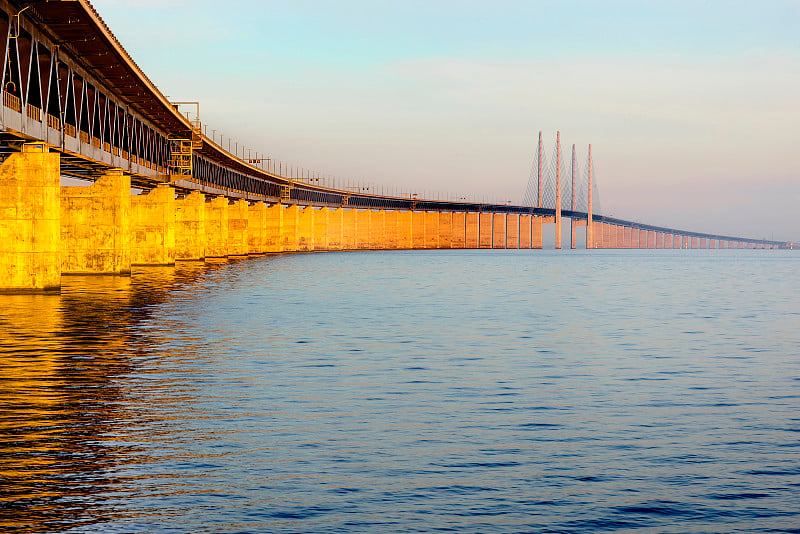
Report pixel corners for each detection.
[0,263,209,532]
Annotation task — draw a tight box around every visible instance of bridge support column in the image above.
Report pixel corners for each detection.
[0,143,61,292]
[298,206,315,252]
[638,229,647,248]
[452,212,467,248]
[411,211,425,248]
[384,210,398,249]
[424,211,439,249]
[506,213,519,249]
[398,210,413,249]
[438,211,453,249]
[655,232,664,249]
[531,216,543,249]
[341,209,357,250]
[327,208,343,250]
[356,209,370,249]
[465,212,479,248]
[709,239,716,249]
[282,204,299,252]
[264,203,283,253]
[699,238,707,249]
[479,213,493,249]
[314,207,329,251]
[691,237,698,249]
[205,197,229,258]
[228,200,250,256]
[247,201,267,255]
[175,191,206,261]
[492,213,506,249]
[130,184,175,265]
[647,230,656,249]
[519,215,531,249]
[370,210,385,249]
[61,169,131,274]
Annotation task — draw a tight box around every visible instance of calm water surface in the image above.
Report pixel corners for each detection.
[1,250,798,533]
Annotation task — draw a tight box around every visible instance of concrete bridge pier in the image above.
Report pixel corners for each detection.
[205,196,230,258]
[61,168,131,274]
[298,206,315,252]
[314,208,330,250]
[506,214,519,249]
[452,212,467,248]
[0,143,61,292]
[398,210,412,249]
[228,200,250,256]
[130,184,176,266]
[247,201,267,255]
[492,213,505,249]
[176,191,206,261]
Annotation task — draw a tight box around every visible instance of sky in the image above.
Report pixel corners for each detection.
[91,0,799,241]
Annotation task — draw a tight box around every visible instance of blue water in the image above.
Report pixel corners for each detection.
[1,250,799,533]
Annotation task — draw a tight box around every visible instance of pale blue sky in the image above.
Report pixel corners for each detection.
[92,0,799,240]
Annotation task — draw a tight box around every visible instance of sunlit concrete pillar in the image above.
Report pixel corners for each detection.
[709,239,716,249]
[61,168,131,273]
[251,201,271,256]
[327,208,343,250]
[314,207,329,251]
[412,211,425,248]
[398,210,413,249]
[699,238,707,249]
[492,213,506,249]
[246,201,267,255]
[479,212,493,249]
[228,200,249,256]
[0,143,61,291]
[341,208,357,250]
[532,216,543,249]
[384,210,398,249]
[131,184,175,265]
[355,209,370,249]
[624,227,633,248]
[655,232,664,249]
[176,190,206,261]
[369,209,385,249]
[638,229,647,248]
[438,211,453,249]
[691,237,698,249]
[519,215,531,249]
[452,212,466,248]
[264,203,283,253]
[205,196,229,258]
[506,213,519,249]
[424,211,439,249]
[465,212,479,248]
[297,206,315,252]
[282,204,299,252]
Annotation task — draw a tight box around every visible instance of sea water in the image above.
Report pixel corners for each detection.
[1,249,798,533]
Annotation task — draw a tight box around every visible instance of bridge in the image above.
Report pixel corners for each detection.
[0,1,792,292]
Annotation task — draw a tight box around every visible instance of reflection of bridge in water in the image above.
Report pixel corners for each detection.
[0,1,792,292]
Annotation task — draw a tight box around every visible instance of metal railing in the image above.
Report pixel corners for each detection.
[3,91,21,112]
[26,103,40,121]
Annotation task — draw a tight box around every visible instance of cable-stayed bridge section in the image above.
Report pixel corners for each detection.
[0,0,791,292]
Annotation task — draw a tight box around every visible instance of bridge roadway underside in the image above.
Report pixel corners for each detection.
[0,145,789,292]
